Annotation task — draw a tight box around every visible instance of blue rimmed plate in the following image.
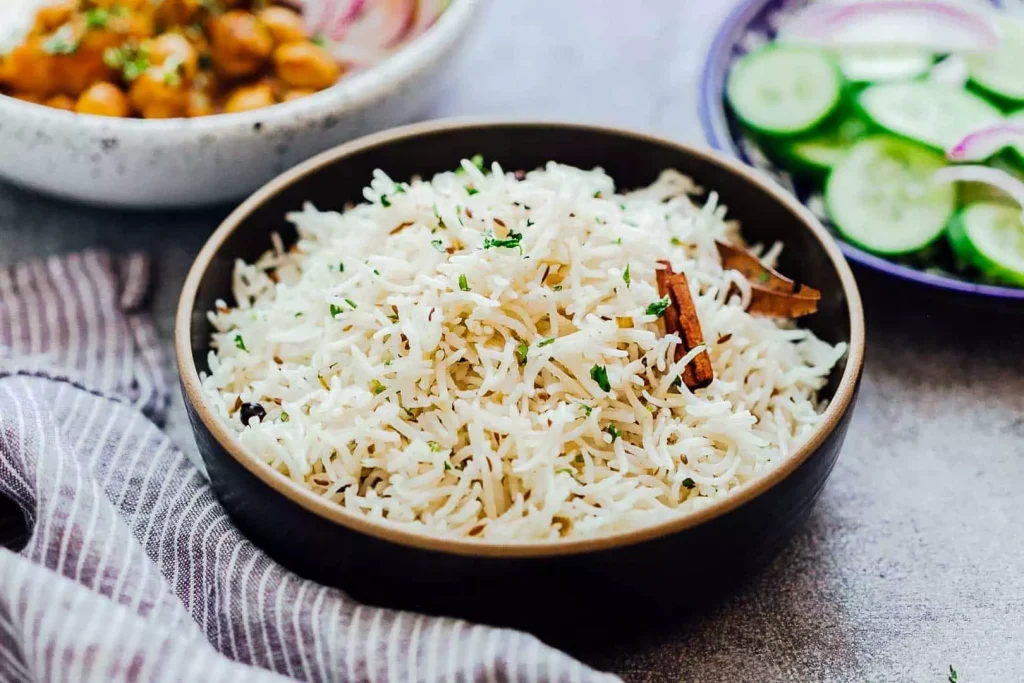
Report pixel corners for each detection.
[700,0,1024,306]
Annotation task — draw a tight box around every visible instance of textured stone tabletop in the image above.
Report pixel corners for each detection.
[2,1,1024,681]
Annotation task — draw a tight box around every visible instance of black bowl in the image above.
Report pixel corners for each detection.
[176,120,865,645]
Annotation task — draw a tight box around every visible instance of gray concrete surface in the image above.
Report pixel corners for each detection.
[2,1,1023,681]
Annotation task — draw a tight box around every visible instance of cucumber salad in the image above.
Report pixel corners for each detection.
[725,0,1024,287]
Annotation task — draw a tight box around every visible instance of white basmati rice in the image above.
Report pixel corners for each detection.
[202,159,847,541]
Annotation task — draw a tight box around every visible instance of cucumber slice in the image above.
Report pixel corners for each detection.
[858,81,1003,150]
[947,203,1024,286]
[726,46,842,137]
[780,115,870,174]
[968,18,1024,104]
[826,136,956,255]
[839,49,933,83]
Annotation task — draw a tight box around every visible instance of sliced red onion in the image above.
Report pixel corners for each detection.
[934,166,1024,216]
[325,0,366,41]
[333,0,415,51]
[947,123,1024,162]
[780,1,1002,53]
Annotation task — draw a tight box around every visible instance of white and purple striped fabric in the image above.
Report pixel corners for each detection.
[0,250,619,683]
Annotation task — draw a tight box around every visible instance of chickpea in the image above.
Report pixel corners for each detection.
[272,42,340,91]
[222,82,275,113]
[281,88,315,103]
[208,11,273,79]
[147,33,200,80]
[154,0,203,27]
[33,2,75,34]
[186,90,215,117]
[76,82,131,117]
[129,69,189,118]
[258,6,307,45]
[3,41,58,97]
[45,94,76,111]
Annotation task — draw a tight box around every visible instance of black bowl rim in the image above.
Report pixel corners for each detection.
[175,118,866,558]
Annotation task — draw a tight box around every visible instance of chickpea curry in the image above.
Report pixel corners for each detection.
[0,0,343,118]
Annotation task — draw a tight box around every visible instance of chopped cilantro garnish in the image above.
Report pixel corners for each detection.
[758,270,770,283]
[380,195,392,207]
[161,54,185,87]
[103,43,149,81]
[613,237,622,245]
[280,411,290,422]
[443,461,452,471]
[43,26,78,55]
[552,285,563,291]
[470,154,485,171]
[578,403,593,418]
[233,334,247,351]
[682,477,695,489]
[672,376,683,390]
[84,8,112,29]
[623,264,631,287]
[428,441,442,453]
[590,365,611,392]
[515,340,529,366]
[605,424,621,442]
[369,379,386,395]
[466,187,479,196]
[312,35,326,46]
[948,666,958,683]
[646,297,671,317]
[593,191,602,198]
[670,237,683,246]
[482,230,523,253]
[538,338,555,348]
[431,239,446,253]
[393,183,406,194]
[432,204,446,229]
[458,274,470,291]
[526,219,534,227]
[329,304,342,318]
[344,298,357,310]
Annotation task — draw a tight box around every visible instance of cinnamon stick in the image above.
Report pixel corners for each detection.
[657,261,714,390]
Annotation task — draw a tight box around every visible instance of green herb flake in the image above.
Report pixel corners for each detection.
[280,411,290,422]
[84,8,112,29]
[161,54,184,87]
[605,424,621,442]
[329,304,342,318]
[574,454,584,464]
[43,26,78,55]
[682,477,696,489]
[431,239,446,253]
[393,183,406,194]
[556,468,574,476]
[233,334,247,352]
[593,191,602,198]
[443,461,452,471]
[470,154,485,171]
[622,264,631,287]
[515,340,529,366]
[670,237,683,246]
[552,285,563,291]
[458,274,470,291]
[526,218,534,227]
[538,338,555,348]
[369,379,386,395]
[758,270,770,283]
[613,237,623,245]
[338,262,345,272]
[672,376,683,390]
[428,441,442,453]
[312,34,326,46]
[345,298,358,310]
[646,296,671,317]
[578,403,593,418]
[466,187,479,196]
[380,195,392,208]
[294,312,302,318]
[482,230,523,253]
[590,365,611,392]
[948,666,958,683]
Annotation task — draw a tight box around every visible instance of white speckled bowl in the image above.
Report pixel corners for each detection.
[0,0,481,209]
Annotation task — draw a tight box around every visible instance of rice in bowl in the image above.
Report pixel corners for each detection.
[202,158,847,541]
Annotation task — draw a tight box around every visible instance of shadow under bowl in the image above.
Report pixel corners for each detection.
[175,120,865,645]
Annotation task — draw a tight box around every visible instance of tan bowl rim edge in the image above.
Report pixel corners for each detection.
[175,118,866,559]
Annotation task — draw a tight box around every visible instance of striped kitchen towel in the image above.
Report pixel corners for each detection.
[0,250,619,683]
